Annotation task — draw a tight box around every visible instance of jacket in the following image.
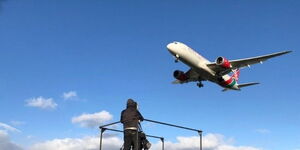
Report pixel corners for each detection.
[120,99,144,129]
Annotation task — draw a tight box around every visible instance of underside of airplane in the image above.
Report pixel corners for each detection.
[167,41,292,91]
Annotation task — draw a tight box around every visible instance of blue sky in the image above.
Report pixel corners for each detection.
[0,0,299,150]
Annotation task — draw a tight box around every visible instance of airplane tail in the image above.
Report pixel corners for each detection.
[232,69,240,81]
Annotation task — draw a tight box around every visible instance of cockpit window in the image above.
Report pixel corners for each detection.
[174,42,178,44]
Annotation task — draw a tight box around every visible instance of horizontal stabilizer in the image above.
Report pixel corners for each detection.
[238,82,260,88]
[222,82,259,92]
[172,80,182,84]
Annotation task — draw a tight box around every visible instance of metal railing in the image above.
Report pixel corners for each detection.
[144,119,202,150]
[99,119,202,150]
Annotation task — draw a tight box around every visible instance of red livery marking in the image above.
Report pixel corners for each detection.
[222,58,231,68]
[223,78,233,85]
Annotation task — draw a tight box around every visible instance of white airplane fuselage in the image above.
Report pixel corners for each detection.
[167,42,239,90]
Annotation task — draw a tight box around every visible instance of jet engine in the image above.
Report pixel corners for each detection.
[173,70,188,81]
[216,57,232,69]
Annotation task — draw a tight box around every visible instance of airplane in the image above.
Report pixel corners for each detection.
[166,41,292,91]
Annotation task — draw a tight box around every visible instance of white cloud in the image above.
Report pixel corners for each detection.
[28,133,260,150]
[29,135,122,150]
[62,91,77,100]
[0,122,20,133]
[150,133,260,150]
[255,129,271,134]
[0,130,23,150]
[71,110,113,128]
[26,96,57,110]
[10,121,25,126]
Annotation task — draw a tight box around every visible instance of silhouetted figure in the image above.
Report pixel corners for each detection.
[121,99,144,150]
[138,131,151,150]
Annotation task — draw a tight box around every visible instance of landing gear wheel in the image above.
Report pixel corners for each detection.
[174,54,179,63]
[197,82,203,88]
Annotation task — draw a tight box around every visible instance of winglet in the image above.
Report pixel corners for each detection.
[283,50,292,54]
[271,50,292,57]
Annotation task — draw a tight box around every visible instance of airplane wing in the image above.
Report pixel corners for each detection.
[206,51,292,75]
[172,68,203,84]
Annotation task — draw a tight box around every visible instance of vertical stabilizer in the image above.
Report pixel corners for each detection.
[232,69,240,81]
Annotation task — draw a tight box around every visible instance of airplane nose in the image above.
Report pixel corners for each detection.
[167,43,174,52]
[167,43,173,50]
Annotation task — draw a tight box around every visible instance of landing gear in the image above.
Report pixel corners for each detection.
[197,82,204,88]
[174,54,179,63]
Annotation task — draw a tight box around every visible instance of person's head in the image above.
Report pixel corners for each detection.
[126,98,136,108]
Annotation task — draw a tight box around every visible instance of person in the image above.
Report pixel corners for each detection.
[138,131,151,150]
[120,99,144,150]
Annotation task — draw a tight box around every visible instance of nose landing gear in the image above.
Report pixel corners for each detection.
[197,82,204,88]
[174,54,179,63]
